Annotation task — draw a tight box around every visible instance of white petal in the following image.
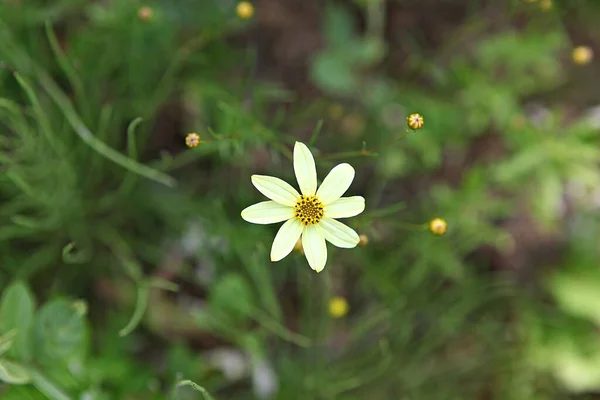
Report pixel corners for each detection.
[252,175,300,207]
[270,218,303,262]
[319,218,360,248]
[324,196,365,219]
[241,201,294,224]
[293,142,317,196]
[316,163,355,205]
[302,225,327,273]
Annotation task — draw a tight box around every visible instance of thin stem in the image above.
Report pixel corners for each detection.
[317,129,411,161]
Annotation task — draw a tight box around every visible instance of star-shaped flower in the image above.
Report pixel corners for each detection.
[241,142,365,272]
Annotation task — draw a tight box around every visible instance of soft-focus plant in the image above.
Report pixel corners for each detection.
[0,0,599,399]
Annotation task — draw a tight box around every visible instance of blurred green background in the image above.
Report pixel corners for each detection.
[1,0,600,399]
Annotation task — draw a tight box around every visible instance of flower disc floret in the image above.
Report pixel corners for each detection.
[294,195,324,225]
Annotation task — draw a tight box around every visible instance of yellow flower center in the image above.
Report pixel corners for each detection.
[294,195,324,226]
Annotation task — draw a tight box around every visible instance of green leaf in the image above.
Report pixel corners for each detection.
[61,242,92,264]
[0,358,31,384]
[350,38,385,65]
[324,4,354,48]
[246,250,281,321]
[28,368,72,400]
[119,284,149,337]
[532,172,562,228]
[34,299,88,366]
[0,330,17,356]
[311,52,357,96]
[0,385,48,400]
[549,269,600,325]
[210,274,253,320]
[0,281,35,361]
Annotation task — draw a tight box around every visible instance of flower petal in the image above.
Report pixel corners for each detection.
[319,218,360,248]
[252,175,300,207]
[316,163,355,205]
[324,196,365,219]
[270,218,304,262]
[302,225,327,273]
[293,142,317,196]
[241,201,294,224]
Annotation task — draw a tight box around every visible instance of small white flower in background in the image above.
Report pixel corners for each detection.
[241,142,365,272]
[251,358,279,399]
[582,104,600,129]
[177,220,229,285]
[206,348,248,381]
[524,103,552,127]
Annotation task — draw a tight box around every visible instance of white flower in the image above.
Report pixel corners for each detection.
[251,358,279,399]
[241,142,365,272]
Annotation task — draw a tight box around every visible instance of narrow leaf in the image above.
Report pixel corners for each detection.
[0,359,31,384]
[0,281,35,361]
[177,380,216,400]
[28,368,72,400]
[119,284,149,337]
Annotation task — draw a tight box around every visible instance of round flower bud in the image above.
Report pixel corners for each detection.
[358,234,369,248]
[185,132,201,148]
[236,2,254,20]
[328,296,349,319]
[137,6,153,21]
[407,113,424,130]
[429,218,447,236]
[572,46,593,65]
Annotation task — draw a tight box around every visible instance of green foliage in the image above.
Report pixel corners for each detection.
[210,273,254,320]
[0,282,35,361]
[0,0,599,399]
[33,299,88,367]
[312,4,385,96]
[0,359,31,385]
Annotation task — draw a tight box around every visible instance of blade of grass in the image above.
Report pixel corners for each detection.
[44,20,89,121]
[28,367,72,400]
[34,70,177,187]
[0,22,177,187]
[308,119,324,147]
[13,72,64,158]
[119,284,149,337]
[252,307,311,348]
[177,380,217,400]
[61,242,92,264]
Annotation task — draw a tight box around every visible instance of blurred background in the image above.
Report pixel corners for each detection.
[1,0,600,399]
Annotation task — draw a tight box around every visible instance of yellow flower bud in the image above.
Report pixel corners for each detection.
[572,46,593,65]
[358,234,369,248]
[429,218,447,236]
[539,0,552,11]
[407,113,424,130]
[294,238,304,254]
[328,103,344,120]
[236,2,254,20]
[185,133,201,148]
[137,6,153,22]
[328,296,349,319]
